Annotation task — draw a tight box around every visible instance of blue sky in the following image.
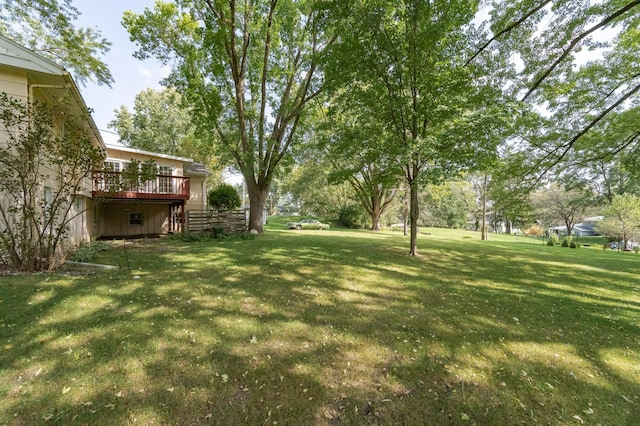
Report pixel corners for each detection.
[74,0,167,144]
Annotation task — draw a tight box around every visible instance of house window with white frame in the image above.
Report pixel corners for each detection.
[103,160,121,191]
[43,186,54,206]
[158,165,173,193]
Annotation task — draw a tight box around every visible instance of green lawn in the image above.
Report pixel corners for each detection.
[1,220,639,425]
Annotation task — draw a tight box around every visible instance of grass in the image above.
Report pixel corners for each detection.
[1,218,639,425]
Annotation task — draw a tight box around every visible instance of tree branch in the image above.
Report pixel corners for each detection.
[522,0,640,101]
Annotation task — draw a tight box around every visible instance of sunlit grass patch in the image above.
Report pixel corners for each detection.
[1,226,639,424]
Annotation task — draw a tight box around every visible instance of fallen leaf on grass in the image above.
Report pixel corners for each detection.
[61,386,71,395]
[573,415,584,424]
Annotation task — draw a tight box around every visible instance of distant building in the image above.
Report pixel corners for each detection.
[548,216,603,237]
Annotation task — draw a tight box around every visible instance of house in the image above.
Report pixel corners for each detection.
[0,35,210,262]
[547,216,603,237]
[0,34,105,251]
[93,144,210,238]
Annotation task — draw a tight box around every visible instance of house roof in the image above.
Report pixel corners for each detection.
[105,143,194,163]
[185,162,211,176]
[0,35,105,150]
[574,223,597,232]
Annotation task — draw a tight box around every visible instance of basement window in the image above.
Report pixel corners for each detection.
[129,212,143,226]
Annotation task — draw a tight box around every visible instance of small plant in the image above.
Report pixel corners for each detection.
[546,239,555,246]
[634,246,639,254]
[569,241,578,248]
[208,226,227,239]
[68,240,110,263]
[549,233,560,245]
[169,233,204,242]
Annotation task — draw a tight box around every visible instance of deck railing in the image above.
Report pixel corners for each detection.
[92,171,190,200]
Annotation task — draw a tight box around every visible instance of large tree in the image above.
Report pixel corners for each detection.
[597,193,640,249]
[476,0,640,184]
[123,0,332,232]
[108,87,215,166]
[0,0,112,86]
[317,100,401,232]
[328,0,507,255]
[532,182,594,236]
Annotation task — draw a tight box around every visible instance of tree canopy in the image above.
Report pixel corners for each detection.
[0,0,113,86]
[326,0,509,254]
[123,0,333,232]
[108,87,216,166]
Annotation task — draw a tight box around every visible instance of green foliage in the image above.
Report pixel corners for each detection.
[339,204,368,229]
[119,158,158,191]
[3,228,640,425]
[68,240,110,263]
[549,234,560,245]
[0,0,113,86]
[547,238,555,247]
[108,88,217,168]
[207,184,241,211]
[422,180,475,229]
[561,237,572,247]
[123,1,332,231]
[168,230,256,243]
[570,241,578,249]
[0,94,104,270]
[282,162,354,217]
[207,226,226,240]
[597,194,640,247]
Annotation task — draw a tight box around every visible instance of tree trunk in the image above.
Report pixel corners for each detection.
[481,174,488,240]
[403,185,409,237]
[246,180,268,233]
[371,198,382,231]
[409,178,419,256]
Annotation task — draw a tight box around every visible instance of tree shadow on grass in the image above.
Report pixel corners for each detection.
[1,232,639,424]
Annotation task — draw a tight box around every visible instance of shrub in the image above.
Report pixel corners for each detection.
[524,224,544,237]
[549,233,560,245]
[570,241,578,248]
[546,239,555,246]
[208,184,241,211]
[170,233,204,242]
[208,226,227,239]
[339,204,367,228]
[68,240,110,263]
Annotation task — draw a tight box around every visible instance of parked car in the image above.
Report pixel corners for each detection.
[286,219,330,230]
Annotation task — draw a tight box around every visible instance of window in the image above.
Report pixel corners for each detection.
[44,186,54,206]
[129,212,143,226]
[103,161,120,172]
[158,166,173,193]
[122,162,139,191]
[103,160,121,191]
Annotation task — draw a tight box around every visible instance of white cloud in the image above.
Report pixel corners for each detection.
[138,64,154,79]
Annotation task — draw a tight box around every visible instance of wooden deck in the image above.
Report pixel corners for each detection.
[92,171,190,201]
